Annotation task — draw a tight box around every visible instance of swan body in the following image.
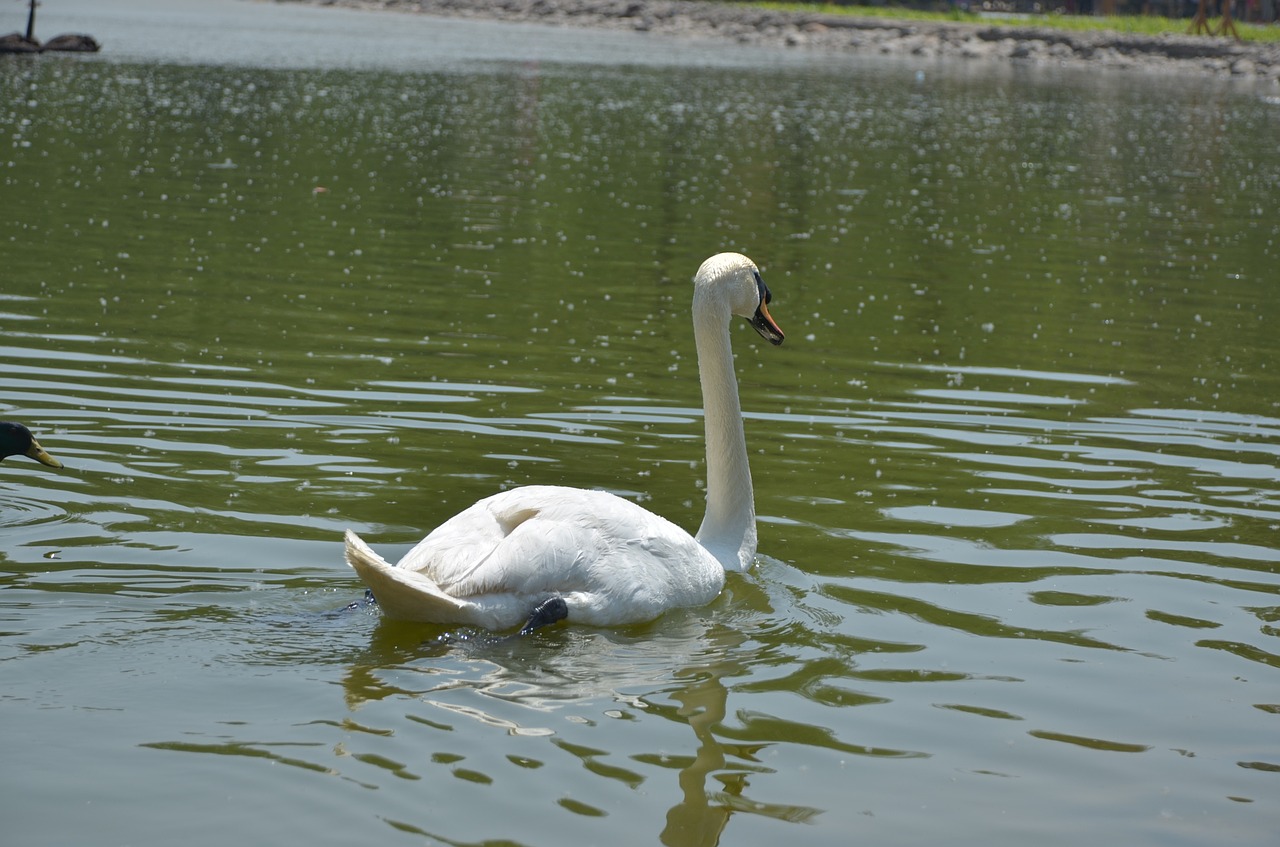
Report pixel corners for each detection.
[345,252,784,630]
[345,486,724,628]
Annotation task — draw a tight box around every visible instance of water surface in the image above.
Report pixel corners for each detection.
[3,3,1279,846]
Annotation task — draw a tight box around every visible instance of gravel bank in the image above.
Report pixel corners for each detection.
[287,0,1280,82]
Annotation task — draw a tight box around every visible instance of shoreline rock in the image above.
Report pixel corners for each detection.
[0,31,101,54]
[281,0,1280,83]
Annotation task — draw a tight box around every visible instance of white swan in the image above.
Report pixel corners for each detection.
[344,252,784,631]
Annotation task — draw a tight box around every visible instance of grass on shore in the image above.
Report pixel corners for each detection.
[747,3,1280,43]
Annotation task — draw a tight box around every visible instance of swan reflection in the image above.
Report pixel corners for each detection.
[340,616,821,845]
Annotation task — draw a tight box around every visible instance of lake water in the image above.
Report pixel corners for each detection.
[3,2,1279,845]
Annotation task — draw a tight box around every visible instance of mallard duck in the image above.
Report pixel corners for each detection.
[0,422,63,468]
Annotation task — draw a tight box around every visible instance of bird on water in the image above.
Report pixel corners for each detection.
[344,252,785,635]
[0,422,63,469]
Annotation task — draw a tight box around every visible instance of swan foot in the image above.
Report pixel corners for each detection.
[517,596,568,636]
[431,597,567,648]
[339,589,378,613]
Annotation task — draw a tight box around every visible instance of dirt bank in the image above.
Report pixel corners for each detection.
[285,0,1280,82]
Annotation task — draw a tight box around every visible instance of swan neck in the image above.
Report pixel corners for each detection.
[693,306,756,572]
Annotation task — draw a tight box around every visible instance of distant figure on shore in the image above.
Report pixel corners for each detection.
[0,0,100,54]
[41,32,100,51]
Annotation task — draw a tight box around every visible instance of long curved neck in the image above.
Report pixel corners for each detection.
[693,304,756,572]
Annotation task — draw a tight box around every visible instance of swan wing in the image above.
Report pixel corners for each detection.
[344,529,483,623]
[393,485,724,626]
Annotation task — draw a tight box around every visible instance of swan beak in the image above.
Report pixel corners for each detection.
[25,439,63,469]
[749,301,785,346]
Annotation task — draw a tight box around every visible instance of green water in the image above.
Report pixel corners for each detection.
[3,21,1279,847]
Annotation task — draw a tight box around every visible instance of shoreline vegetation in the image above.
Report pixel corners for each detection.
[281,0,1280,82]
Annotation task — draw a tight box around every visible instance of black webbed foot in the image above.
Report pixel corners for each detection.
[517,596,569,636]
[431,597,567,648]
[339,589,378,613]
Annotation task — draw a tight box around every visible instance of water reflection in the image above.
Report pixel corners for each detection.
[657,656,824,845]
[661,670,736,846]
[330,616,825,845]
[4,22,1279,847]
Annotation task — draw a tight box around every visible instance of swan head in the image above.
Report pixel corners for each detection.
[694,253,785,345]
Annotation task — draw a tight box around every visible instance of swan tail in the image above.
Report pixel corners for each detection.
[344,529,472,623]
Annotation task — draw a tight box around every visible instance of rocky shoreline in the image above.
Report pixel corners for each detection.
[286,0,1280,82]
